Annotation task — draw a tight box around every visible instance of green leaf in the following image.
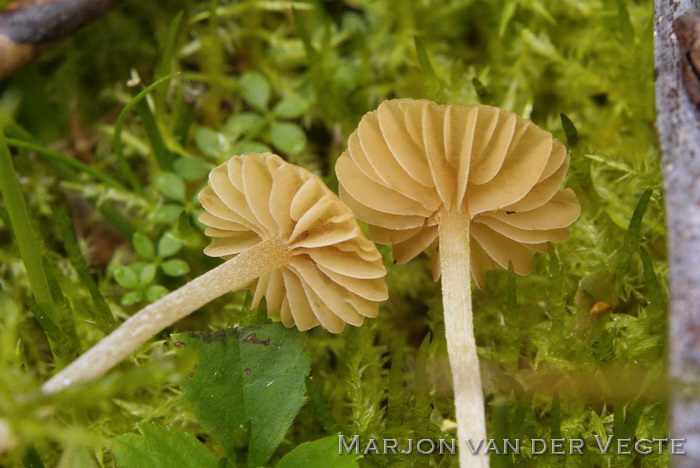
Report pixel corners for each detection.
[472,77,488,98]
[158,232,183,257]
[616,0,634,41]
[111,423,219,468]
[133,233,156,260]
[225,113,267,139]
[161,259,190,277]
[414,37,436,79]
[239,72,271,111]
[560,113,579,146]
[306,377,340,435]
[173,157,212,181]
[275,436,360,468]
[574,270,617,312]
[139,263,157,284]
[155,172,186,201]
[154,204,184,224]
[22,445,45,468]
[235,141,272,154]
[413,332,432,423]
[273,96,309,119]
[640,247,666,324]
[115,266,139,289]
[195,127,226,158]
[173,324,311,466]
[146,284,169,302]
[269,122,306,155]
[615,189,652,283]
[121,290,143,306]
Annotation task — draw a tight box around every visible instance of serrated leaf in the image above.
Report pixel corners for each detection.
[273,96,309,119]
[158,232,182,257]
[111,423,219,468]
[161,258,190,277]
[275,436,360,468]
[239,72,271,111]
[133,233,155,260]
[173,157,212,181]
[155,172,186,201]
[115,266,138,289]
[173,324,311,466]
[270,122,306,155]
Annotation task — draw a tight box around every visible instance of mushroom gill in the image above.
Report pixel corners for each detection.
[337,98,580,286]
[198,152,388,333]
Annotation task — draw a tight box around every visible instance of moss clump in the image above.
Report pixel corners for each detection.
[0,0,666,466]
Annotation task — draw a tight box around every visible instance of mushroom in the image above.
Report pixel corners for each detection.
[42,152,388,394]
[336,99,580,467]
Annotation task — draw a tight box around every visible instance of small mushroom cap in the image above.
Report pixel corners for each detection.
[198,153,388,333]
[336,99,580,287]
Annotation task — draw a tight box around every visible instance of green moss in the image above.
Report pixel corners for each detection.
[0,0,667,466]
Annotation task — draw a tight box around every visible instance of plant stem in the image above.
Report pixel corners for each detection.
[42,238,289,394]
[439,211,487,468]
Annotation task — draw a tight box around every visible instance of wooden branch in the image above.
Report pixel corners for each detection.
[0,0,123,79]
[654,1,700,465]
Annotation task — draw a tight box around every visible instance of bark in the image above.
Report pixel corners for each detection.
[0,0,123,78]
[654,1,700,465]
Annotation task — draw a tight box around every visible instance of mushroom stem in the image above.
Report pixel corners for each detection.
[42,237,290,395]
[438,211,487,468]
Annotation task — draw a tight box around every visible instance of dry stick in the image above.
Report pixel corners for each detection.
[654,1,700,466]
[42,238,289,394]
[0,0,123,79]
[439,211,487,468]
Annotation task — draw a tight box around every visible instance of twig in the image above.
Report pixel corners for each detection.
[0,0,123,78]
[654,1,700,466]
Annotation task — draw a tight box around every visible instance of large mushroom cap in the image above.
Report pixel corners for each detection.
[198,153,388,333]
[336,99,580,286]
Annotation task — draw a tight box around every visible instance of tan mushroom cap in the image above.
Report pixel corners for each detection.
[198,153,388,333]
[336,99,580,287]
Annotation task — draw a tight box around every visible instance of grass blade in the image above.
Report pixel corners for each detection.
[54,206,115,332]
[6,137,128,192]
[615,189,652,284]
[135,98,172,170]
[0,130,56,319]
[114,72,180,195]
